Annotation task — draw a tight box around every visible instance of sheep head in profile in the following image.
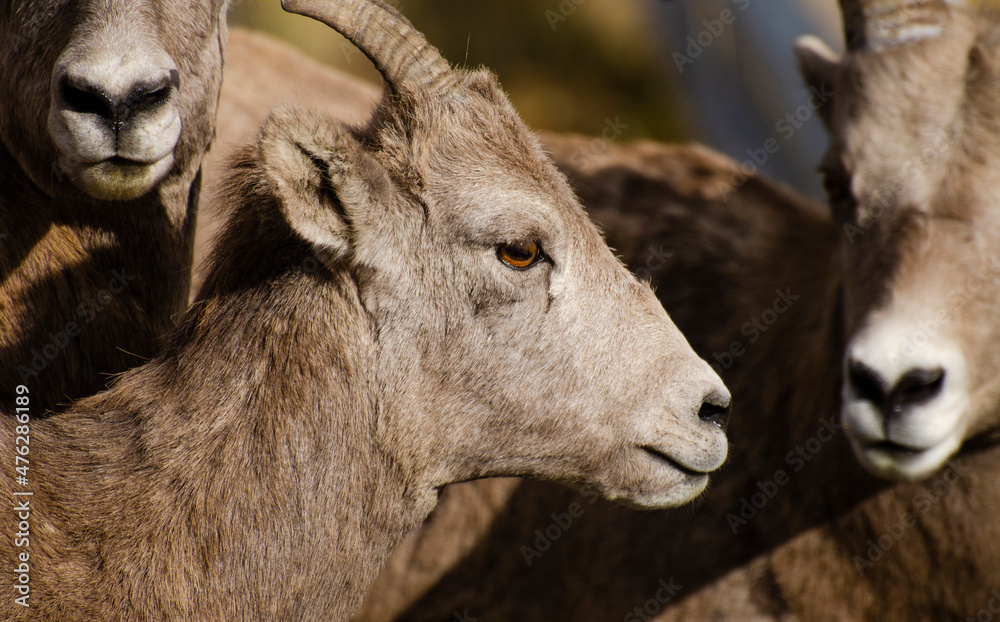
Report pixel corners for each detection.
[209,0,733,509]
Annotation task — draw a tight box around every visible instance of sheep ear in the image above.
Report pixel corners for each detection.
[794,35,840,130]
[257,106,393,257]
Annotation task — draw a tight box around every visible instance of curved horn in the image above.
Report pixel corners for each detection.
[281,0,453,94]
[840,0,949,51]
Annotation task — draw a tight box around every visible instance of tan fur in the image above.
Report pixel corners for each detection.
[207,9,1000,622]
[0,1,229,413]
[213,13,1000,618]
[349,4,1000,620]
[2,3,733,619]
[358,137,1000,622]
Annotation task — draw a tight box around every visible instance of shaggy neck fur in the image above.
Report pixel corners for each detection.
[0,141,199,414]
[1,171,421,621]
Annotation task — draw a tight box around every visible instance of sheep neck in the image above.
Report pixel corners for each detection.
[0,143,196,414]
[9,266,419,621]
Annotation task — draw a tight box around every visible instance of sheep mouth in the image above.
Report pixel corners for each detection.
[638,445,707,477]
[105,156,152,167]
[865,440,921,457]
[67,154,176,201]
[61,154,162,172]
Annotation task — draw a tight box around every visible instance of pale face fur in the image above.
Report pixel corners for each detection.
[260,70,731,509]
[0,7,734,616]
[0,0,228,201]
[797,4,1000,480]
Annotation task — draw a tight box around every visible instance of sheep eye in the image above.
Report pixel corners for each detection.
[498,241,541,270]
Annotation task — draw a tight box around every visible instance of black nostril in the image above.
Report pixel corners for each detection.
[124,72,176,113]
[698,400,732,432]
[59,76,116,119]
[848,359,945,417]
[57,71,176,127]
[847,360,888,410]
[888,367,945,414]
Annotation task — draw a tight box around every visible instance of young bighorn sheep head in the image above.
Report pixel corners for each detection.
[238,0,732,509]
[0,0,229,201]
[796,0,1000,480]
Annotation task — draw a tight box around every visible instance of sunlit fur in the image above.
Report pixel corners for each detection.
[353,120,1000,622]
[206,20,1000,619]
[339,3,1000,620]
[0,5,732,620]
[0,0,229,413]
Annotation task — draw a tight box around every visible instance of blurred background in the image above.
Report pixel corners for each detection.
[228,0,843,198]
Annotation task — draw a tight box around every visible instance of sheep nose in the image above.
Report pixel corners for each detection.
[847,359,945,416]
[55,66,179,133]
[698,396,732,432]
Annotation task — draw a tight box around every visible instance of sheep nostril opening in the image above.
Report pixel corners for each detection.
[59,76,115,119]
[698,401,731,432]
[127,75,175,111]
[847,360,887,409]
[888,367,945,414]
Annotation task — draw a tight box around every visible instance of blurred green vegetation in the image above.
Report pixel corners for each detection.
[228,0,690,142]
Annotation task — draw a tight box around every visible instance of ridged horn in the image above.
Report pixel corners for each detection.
[281,0,453,94]
[840,0,950,51]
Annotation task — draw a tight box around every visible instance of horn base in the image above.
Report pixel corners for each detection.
[841,0,950,51]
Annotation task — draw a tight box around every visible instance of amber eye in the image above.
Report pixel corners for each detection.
[498,241,541,270]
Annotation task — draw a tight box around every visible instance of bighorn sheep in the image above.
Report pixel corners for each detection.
[799,0,1000,482]
[343,1,1000,620]
[2,1,733,619]
[0,0,229,413]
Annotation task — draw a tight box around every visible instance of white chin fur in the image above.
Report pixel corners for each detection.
[620,472,711,510]
[847,428,964,481]
[66,156,174,201]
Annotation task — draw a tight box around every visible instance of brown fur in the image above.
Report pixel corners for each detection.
[350,4,1000,620]
[1,4,733,619]
[359,137,1000,622]
[800,3,1000,481]
[212,16,1000,619]
[0,1,229,413]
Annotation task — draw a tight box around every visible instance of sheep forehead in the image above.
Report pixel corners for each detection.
[412,74,552,173]
[427,183,565,244]
[409,91,593,239]
[840,36,1000,212]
